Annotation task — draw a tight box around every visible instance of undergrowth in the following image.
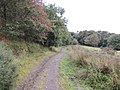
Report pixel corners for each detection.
[69,46,120,90]
[65,45,120,90]
[12,41,55,88]
[0,42,17,90]
[0,40,56,89]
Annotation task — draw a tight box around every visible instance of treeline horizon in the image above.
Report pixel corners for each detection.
[0,0,120,50]
[70,30,120,50]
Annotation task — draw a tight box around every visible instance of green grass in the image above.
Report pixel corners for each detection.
[80,45,101,51]
[81,45,120,54]
[59,55,77,90]
[59,52,93,90]
[15,50,55,86]
[3,40,57,89]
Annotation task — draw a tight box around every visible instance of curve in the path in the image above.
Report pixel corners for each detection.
[17,49,64,90]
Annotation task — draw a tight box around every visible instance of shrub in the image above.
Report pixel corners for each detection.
[0,42,17,90]
[84,33,100,47]
[72,39,79,45]
[107,34,120,50]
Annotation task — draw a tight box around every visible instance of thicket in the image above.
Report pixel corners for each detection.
[0,42,17,90]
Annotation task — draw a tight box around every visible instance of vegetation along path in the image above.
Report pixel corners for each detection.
[17,49,64,90]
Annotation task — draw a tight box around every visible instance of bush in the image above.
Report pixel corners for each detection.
[0,42,17,90]
[107,34,120,50]
[72,39,78,45]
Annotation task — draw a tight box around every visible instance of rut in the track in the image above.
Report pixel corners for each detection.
[17,49,64,90]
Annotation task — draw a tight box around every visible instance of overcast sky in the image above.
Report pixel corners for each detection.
[44,0,120,34]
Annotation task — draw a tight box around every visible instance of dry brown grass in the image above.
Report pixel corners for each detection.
[68,45,120,89]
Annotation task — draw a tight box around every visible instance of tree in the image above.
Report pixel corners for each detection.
[44,4,72,46]
[0,0,52,44]
[77,30,95,45]
[72,38,78,45]
[84,33,100,47]
[107,34,120,50]
[45,31,55,46]
[97,31,113,47]
[75,30,113,47]
[0,0,36,26]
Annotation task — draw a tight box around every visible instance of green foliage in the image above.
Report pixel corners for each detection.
[77,30,95,45]
[0,1,72,47]
[107,34,120,50]
[80,67,112,90]
[0,42,17,90]
[0,0,36,26]
[84,33,100,47]
[72,39,78,45]
[76,30,113,47]
[0,0,51,45]
[97,31,112,47]
[59,55,77,90]
[45,32,55,46]
[44,4,72,46]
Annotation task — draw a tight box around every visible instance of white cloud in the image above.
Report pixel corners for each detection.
[45,0,120,34]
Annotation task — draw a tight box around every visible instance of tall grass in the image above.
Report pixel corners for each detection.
[68,45,120,90]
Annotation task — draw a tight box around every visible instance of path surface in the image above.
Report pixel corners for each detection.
[17,49,64,90]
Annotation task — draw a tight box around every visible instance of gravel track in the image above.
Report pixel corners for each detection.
[16,49,64,90]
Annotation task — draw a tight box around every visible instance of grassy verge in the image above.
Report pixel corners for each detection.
[15,49,55,86]
[59,55,77,90]
[4,40,59,89]
[59,45,120,90]
[80,45,101,51]
[68,45,120,90]
[59,47,93,90]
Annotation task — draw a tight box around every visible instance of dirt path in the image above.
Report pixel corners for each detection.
[17,49,64,90]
